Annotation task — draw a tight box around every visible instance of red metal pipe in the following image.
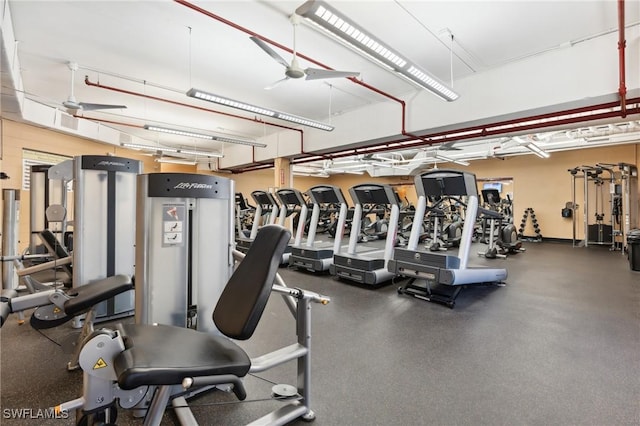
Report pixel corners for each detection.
[291,100,640,164]
[173,0,405,107]
[85,75,313,165]
[84,76,300,132]
[173,0,466,164]
[174,0,443,165]
[100,0,637,173]
[618,0,627,117]
[84,77,323,167]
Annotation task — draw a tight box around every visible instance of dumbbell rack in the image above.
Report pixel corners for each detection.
[518,207,542,242]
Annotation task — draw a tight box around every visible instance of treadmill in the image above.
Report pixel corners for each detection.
[289,185,348,273]
[275,188,308,265]
[388,170,507,308]
[235,192,255,239]
[236,190,279,254]
[331,183,400,285]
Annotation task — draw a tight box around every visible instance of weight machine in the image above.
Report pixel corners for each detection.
[54,224,331,426]
[568,163,638,251]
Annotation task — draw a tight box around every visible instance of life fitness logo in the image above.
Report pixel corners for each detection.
[97,160,127,167]
[174,182,213,190]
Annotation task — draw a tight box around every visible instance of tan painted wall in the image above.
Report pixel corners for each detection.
[0,119,159,252]
[0,120,229,252]
[469,144,638,240]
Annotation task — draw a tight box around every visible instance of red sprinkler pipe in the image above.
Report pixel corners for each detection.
[291,98,640,165]
[85,75,326,167]
[173,1,410,139]
[618,0,627,118]
[173,1,404,103]
[85,76,316,164]
[84,76,299,133]
[77,113,273,173]
[121,0,637,172]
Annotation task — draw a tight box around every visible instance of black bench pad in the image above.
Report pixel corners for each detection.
[64,275,133,317]
[114,323,251,390]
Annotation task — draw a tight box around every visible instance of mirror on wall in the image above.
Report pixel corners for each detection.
[477,177,515,219]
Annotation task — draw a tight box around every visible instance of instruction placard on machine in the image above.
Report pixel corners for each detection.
[163,204,185,246]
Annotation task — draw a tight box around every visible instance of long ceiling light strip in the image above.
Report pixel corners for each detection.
[435,154,470,166]
[143,124,266,148]
[213,136,266,148]
[295,0,459,102]
[187,88,334,131]
[122,142,178,153]
[122,142,223,158]
[143,125,214,140]
[524,142,550,158]
[156,158,197,165]
[513,136,550,159]
[178,149,223,158]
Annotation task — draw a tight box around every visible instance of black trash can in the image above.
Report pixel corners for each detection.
[627,229,640,271]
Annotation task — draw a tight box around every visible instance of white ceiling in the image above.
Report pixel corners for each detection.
[2,0,639,172]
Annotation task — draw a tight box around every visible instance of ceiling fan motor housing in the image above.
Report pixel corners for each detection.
[285,67,305,79]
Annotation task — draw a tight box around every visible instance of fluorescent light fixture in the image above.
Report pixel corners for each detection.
[144,124,267,148]
[122,142,178,153]
[436,154,470,166]
[213,136,266,148]
[328,163,367,170]
[296,0,459,102]
[143,125,214,140]
[293,171,330,178]
[178,149,223,158]
[187,88,334,131]
[452,159,471,166]
[122,141,222,158]
[324,168,364,175]
[524,142,550,158]
[156,158,197,166]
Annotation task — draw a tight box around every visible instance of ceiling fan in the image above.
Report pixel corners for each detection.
[62,62,127,113]
[438,141,462,151]
[250,15,359,89]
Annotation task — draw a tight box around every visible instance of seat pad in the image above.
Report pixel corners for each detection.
[114,323,251,390]
[64,275,133,317]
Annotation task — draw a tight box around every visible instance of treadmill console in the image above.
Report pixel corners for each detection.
[308,185,347,205]
[349,184,399,206]
[251,190,278,208]
[416,170,478,198]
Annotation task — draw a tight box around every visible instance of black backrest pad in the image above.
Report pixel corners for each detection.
[40,229,73,276]
[40,229,70,259]
[214,225,291,340]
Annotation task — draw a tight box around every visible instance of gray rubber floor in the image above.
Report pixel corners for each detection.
[1,241,639,425]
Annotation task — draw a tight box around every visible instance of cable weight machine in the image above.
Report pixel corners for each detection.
[568,163,638,251]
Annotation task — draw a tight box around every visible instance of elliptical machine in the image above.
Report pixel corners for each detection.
[478,189,523,259]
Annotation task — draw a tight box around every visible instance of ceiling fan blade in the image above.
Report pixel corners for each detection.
[79,102,127,111]
[265,77,290,90]
[304,68,360,81]
[439,142,462,151]
[250,36,289,68]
